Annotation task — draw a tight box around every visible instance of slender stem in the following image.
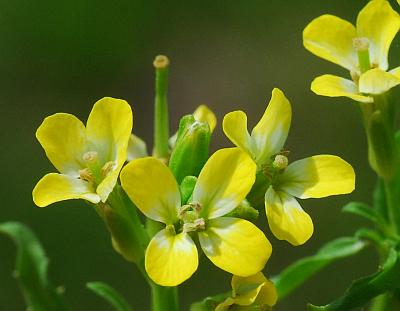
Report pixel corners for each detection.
[153,55,170,160]
[384,178,400,234]
[151,283,179,311]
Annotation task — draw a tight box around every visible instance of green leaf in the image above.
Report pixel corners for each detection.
[308,248,400,310]
[273,237,366,301]
[190,292,231,311]
[0,221,68,311]
[87,282,133,311]
[342,201,385,225]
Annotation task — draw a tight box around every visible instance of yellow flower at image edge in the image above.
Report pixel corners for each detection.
[303,0,400,102]
[33,97,133,207]
[223,88,356,246]
[121,148,272,286]
[216,272,277,311]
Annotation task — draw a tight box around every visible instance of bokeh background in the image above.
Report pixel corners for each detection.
[1,0,397,309]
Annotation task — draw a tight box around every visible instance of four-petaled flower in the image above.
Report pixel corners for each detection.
[120,148,272,286]
[33,97,133,207]
[223,88,355,245]
[303,0,400,103]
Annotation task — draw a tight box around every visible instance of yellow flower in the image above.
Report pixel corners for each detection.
[120,148,272,286]
[303,0,400,102]
[33,97,133,207]
[223,88,355,245]
[216,272,277,311]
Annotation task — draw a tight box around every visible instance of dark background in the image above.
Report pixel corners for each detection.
[0,0,395,309]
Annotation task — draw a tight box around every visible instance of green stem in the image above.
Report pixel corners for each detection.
[150,283,179,311]
[153,55,170,160]
[370,292,400,311]
[384,179,400,234]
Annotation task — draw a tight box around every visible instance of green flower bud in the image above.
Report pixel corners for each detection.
[169,115,211,183]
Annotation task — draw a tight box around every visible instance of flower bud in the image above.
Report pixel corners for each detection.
[169,115,211,183]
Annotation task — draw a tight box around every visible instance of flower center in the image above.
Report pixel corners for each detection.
[177,201,206,233]
[261,151,289,182]
[79,151,115,186]
[352,37,375,79]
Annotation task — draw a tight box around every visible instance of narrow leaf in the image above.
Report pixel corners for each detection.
[87,282,133,311]
[0,221,68,311]
[308,249,400,310]
[273,237,366,301]
[342,202,384,225]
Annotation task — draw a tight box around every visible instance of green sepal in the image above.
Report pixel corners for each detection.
[367,110,396,179]
[169,115,211,184]
[190,292,231,311]
[225,199,259,222]
[0,222,68,311]
[99,186,149,264]
[247,170,270,210]
[308,248,400,310]
[272,237,367,301]
[180,176,197,204]
[342,202,386,226]
[87,282,133,311]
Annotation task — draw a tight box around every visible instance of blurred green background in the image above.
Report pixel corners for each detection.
[1,0,396,309]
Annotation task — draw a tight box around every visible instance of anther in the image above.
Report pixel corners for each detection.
[79,168,94,182]
[101,161,115,177]
[82,151,99,164]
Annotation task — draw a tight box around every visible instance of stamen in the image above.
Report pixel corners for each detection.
[79,168,94,182]
[82,151,99,163]
[101,161,116,177]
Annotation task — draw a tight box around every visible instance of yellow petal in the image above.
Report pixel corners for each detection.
[359,68,400,95]
[145,229,198,286]
[32,173,100,207]
[251,88,291,163]
[356,0,400,70]
[120,157,180,224]
[193,148,256,219]
[127,134,148,161]
[198,217,272,276]
[303,14,357,71]
[193,104,217,132]
[86,97,133,201]
[222,111,253,156]
[311,74,373,103]
[36,113,86,176]
[232,272,278,307]
[279,155,355,199]
[389,66,400,78]
[265,188,313,246]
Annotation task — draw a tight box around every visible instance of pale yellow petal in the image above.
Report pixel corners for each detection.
[193,148,256,219]
[311,74,373,103]
[232,272,277,307]
[145,229,198,286]
[86,97,133,201]
[32,173,100,207]
[251,88,291,163]
[389,66,400,78]
[278,155,355,199]
[356,0,400,70]
[303,14,357,71]
[193,104,217,132]
[265,188,313,246]
[127,134,148,161]
[198,217,272,276]
[359,68,400,95]
[120,157,180,224]
[222,111,253,156]
[36,113,86,176]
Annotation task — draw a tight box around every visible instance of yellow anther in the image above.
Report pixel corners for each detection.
[82,151,99,163]
[79,168,94,182]
[101,161,115,177]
